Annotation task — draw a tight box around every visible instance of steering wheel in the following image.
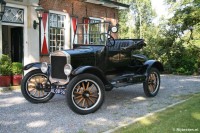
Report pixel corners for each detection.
[100,33,115,47]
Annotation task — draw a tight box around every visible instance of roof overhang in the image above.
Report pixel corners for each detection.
[84,0,129,9]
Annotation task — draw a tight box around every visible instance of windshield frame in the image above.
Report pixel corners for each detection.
[73,22,111,46]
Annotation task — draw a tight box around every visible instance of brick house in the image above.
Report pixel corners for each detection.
[0,0,128,65]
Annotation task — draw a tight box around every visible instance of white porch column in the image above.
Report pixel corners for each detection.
[25,5,40,65]
[25,2,40,65]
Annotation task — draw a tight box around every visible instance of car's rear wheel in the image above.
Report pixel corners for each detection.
[21,69,55,103]
[143,68,160,97]
[66,73,105,115]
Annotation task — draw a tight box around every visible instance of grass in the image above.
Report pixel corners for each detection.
[115,93,200,133]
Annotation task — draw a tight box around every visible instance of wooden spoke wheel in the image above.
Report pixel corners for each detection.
[143,68,160,97]
[21,69,54,103]
[72,80,100,109]
[148,72,159,93]
[66,74,105,115]
[26,74,49,99]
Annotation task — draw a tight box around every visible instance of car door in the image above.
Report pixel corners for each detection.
[106,43,120,70]
[118,39,132,66]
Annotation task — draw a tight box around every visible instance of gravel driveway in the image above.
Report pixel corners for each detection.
[0,75,200,133]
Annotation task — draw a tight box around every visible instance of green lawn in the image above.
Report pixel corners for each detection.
[115,93,200,133]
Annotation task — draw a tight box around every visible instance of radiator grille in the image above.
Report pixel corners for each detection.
[51,56,67,79]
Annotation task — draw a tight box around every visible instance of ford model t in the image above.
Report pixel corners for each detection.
[21,22,163,115]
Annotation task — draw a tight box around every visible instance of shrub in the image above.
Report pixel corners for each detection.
[12,62,23,75]
[0,55,12,76]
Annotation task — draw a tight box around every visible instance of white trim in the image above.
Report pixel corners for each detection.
[1,23,24,27]
[89,17,103,22]
[49,10,68,16]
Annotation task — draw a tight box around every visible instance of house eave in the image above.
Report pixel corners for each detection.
[84,0,130,9]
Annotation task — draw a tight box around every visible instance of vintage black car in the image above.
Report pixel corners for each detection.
[21,22,164,115]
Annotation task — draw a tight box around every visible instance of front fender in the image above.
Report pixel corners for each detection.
[23,62,42,70]
[140,60,164,75]
[24,62,51,77]
[71,66,109,85]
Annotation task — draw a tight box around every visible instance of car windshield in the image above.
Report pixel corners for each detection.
[73,22,110,45]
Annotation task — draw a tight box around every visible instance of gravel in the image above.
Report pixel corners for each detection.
[0,75,200,133]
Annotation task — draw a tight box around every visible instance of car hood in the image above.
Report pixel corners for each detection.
[63,46,96,68]
[64,46,94,56]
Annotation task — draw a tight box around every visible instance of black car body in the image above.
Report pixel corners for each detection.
[21,22,164,115]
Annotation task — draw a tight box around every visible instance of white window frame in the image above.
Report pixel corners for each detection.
[48,10,69,52]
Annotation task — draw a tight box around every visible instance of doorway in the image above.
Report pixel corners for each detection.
[2,26,23,63]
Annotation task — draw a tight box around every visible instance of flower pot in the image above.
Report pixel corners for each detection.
[12,75,22,86]
[0,76,11,87]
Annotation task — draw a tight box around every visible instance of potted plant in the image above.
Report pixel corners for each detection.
[12,62,23,86]
[0,55,12,87]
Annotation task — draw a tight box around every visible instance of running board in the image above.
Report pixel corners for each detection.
[110,74,146,88]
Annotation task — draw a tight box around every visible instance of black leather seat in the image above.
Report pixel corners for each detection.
[108,39,145,51]
[107,41,120,51]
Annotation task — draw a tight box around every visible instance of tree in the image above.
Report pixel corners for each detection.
[118,0,156,39]
[118,0,200,74]
[159,0,200,74]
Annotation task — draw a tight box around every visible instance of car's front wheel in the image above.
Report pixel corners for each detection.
[66,73,105,115]
[21,69,55,103]
[143,68,160,97]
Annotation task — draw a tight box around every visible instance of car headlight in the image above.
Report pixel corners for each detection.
[64,64,72,76]
[41,62,48,73]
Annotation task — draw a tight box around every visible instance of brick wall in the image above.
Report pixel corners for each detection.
[39,0,118,24]
[39,0,119,62]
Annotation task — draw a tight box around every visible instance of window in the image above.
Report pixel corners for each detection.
[2,6,24,24]
[89,19,101,44]
[75,22,109,45]
[49,13,65,52]
[76,18,108,45]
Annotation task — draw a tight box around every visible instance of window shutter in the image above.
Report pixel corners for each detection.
[71,16,78,48]
[83,18,90,44]
[41,13,49,55]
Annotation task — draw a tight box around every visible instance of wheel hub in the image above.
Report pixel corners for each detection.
[149,79,154,84]
[36,83,44,91]
[82,91,90,98]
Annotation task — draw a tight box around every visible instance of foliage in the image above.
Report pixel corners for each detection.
[0,55,12,76]
[12,62,23,75]
[164,43,200,75]
[118,0,156,39]
[118,0,200,75]
[160,0,200,74]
